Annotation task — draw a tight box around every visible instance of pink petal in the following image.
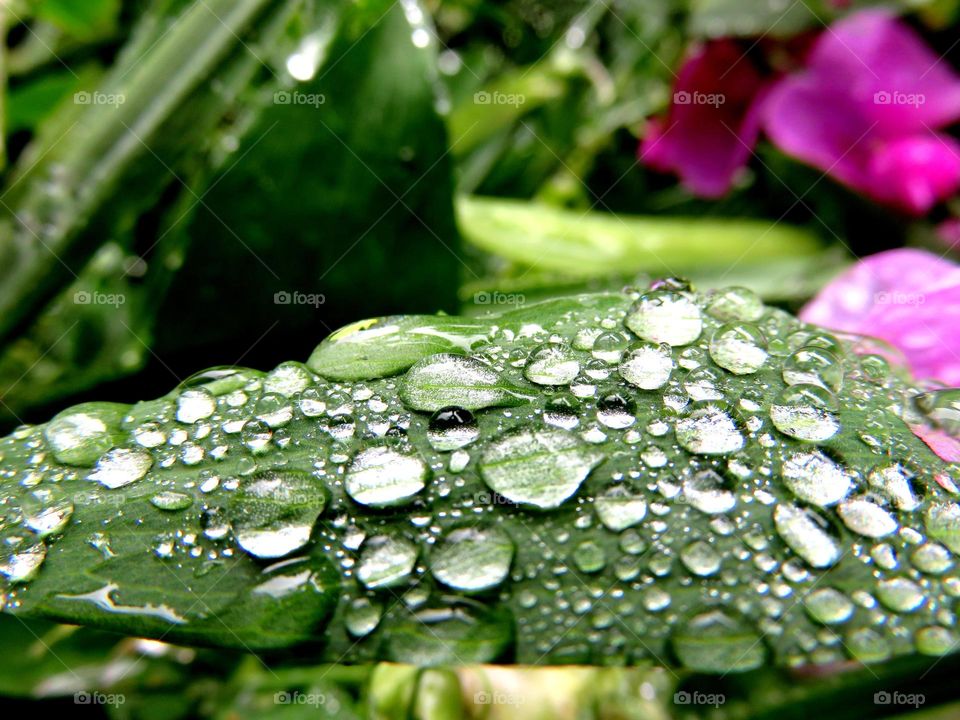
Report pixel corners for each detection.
[639,40,768,198]
[909,424,960,463]
[800,249,960,384]
[806,10,960,134]
[865,134,960,214]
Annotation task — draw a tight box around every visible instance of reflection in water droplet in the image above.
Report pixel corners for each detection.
[150,491,194,512]
[774,504,840,568]
[88,448,153,489]
[680,540,721,576]
[618,343,674,390]
[770,384,841,442]
[672,610,765,673]
[804,587,854,625]
[682,470,736,514]
[524,344,580,385]
[783,347,843,392]
[780,450,850,507]
[876,578,925,613]
[431,526,514,591]
[176,388,216,424]
[44,403,124,466]
[25,499,74,537]
[427,407,479,451]
[346,597,382,637]
[837,498,897,538]
[625,291,703,346]
[345,447,428,508]
[357,535,418,589]
[595,485,647,531]
[479,428,602,509]
[709,323,767,375]
[675,405,744,455]
[0,542,46,583]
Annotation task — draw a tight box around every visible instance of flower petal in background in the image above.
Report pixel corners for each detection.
[639,40,768,197]
[764,10,960,213]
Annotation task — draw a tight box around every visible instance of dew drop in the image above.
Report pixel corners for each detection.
[345,447,428,508]
[431,526,514,591]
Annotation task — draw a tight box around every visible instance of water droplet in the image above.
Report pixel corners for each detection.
[915,626,956,656]
[783,347,843,392]
[774,504,840,567]
[0,542,46,583]
[150,491,194,511]
[803,588,854,625]
[707,287,764,322]
[479,428,602,509]
[876,578,925,613]
[709,323,767,375]
[595,485,647,531]
[596,392,635,429]
[925,502,960,554]
[867,463,919,511]
[837,498,897,538]
[400,354,531,412]
[680,540,721,576]
[356,534,418,589]
[675,404,744,455]
[88,448,153,489]
[591,332,629,363]
[682,470,736,514]
[427,407,479,451]
[672,610,765,673]
[770,384,840,442]
[263,362,313,397]
[572,540,606,573]
[345,447,428,508]
[25,499,74,537]
[780,450,850,507]
[911,543,953,575]
[524,344,580,385]
[431,526,514,591]
[228,470,327,558]
[345,597,382,637]
[176,388,216,424]
[44,403,125,466]
[625,291,703,346]
[618,343,674,390]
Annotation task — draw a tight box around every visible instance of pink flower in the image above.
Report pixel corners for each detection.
[800,248,960,461]
[640,11,960,214]
[639,40,769,197]
[764,10,960,214]
[800,248,960,385]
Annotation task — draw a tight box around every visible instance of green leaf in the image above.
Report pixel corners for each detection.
[1,285,957,673]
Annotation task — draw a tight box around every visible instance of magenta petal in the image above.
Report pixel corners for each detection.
[865,134,960,214]
[800,249,960,384]
[639,40,767,198]
[909,424,960,463]
[807,10,960,133]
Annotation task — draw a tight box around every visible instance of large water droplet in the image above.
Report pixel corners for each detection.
[780,450,850,507]
[837,498,897,538]
[774,504,840,567]
[618,343,674,390]
[25,499,74,537]
[431,526,514,591]
[625,291,703,346]
[595,485,647,531]
[176,388,216,424]
[345,447,428,508]
[682,469,736,514]
[876,578,925,613]
[675,404,744,455]
[88,448,153,489]
[479,428,602,509]
[680,540,721,576]
[783,347,843,392]
[770,385,840,442]
[357,534,418,589]
[399,354,531,412]
[709,323,767,375]
[672,610,765,673]
[0,542,46,583]
[803,587,854,625]
[44,403,125,466]
[925,502,960,554]
[228,470,327,558]
[706,286,764,322]
[867,463,919,511]
[523,344,580,385]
